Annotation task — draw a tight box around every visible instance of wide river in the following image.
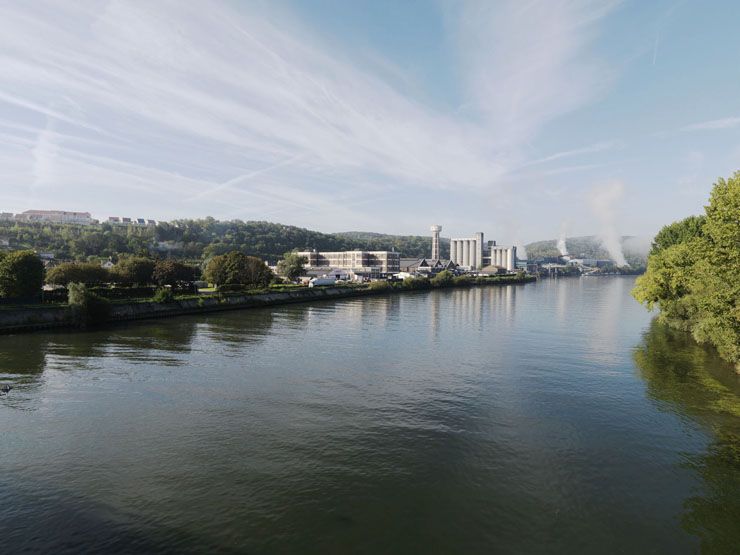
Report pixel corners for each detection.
[1,277,738,553]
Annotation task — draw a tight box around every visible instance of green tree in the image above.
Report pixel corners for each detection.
[0,250,44,298]
[152,259,199,286]
[111,256,156,285]
[633,171,740,367]
[650,215,706,255]
[276,252,307,281]
[204,251,273,288]
[46,262,110,286]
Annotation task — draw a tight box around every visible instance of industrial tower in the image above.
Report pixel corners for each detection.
[430,225,442,260]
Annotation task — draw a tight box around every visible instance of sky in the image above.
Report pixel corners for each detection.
[1,0,739,247]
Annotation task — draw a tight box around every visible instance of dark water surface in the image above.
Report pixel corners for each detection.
[1,277,738,554]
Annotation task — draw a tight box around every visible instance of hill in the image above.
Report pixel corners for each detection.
[0,218,439,262]
[524,235,649,267]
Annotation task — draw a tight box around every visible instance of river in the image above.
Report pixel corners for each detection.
[1,277,738,553]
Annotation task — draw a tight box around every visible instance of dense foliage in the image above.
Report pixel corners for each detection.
[111,257,156,285]
[276,253,307,280]
[633,172,740,367]
[0,218,442,262]
[0,250,44,299]
[46,262,110,286]
[152,260,200,286]
[68,282,111,326]
[203,251,274,289]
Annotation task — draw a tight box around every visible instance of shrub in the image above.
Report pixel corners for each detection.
[152,259,199,286]
[111,256,156,285]
[204,252,273,288]
[68,282,111,326]
[153,287,175,304]
[46,262,109,286]
[368,280,391,291]
[453,275,475,286]
[431,270,454,288]
[402,276,431,290]
[0,250,44,299]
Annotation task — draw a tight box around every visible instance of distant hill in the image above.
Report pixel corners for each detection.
[524,235,649,267]
[0,218,441,262]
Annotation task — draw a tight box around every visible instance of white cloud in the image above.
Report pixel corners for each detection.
[0,0,618,230]
[682,116,740,131]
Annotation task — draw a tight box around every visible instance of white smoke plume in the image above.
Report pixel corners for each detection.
[588,181,628,266]
[557,221,568,256]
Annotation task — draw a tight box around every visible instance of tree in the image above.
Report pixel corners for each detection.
[276,252,306,281]
[111,256,156,285]
[0,250,44,298]
[650,215,706,255]
[46,262,109,286]
[203,251,273,288]
[152,260,199,286]
[633,171,740,367]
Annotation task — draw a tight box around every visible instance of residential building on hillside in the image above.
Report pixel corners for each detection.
[15,210,94,225]
[0,212,13,221]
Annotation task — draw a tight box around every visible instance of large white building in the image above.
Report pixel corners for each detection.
[15,210,94,225]
[450,232,517,271]
[296,249,400,277]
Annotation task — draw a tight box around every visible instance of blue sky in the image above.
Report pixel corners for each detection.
[1,0,739,248]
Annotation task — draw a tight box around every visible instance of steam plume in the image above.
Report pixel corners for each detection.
[557,221,568,256]
[588,181,627,266]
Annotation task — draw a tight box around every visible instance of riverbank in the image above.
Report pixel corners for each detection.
[0,275,536,334]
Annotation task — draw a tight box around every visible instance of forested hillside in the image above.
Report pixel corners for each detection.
[0,218,438,262]
[525,235,648,267]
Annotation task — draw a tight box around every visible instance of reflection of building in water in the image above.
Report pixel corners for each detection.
[449,232,517,271]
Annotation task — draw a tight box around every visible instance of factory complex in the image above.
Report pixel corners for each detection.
[298,225,519,282]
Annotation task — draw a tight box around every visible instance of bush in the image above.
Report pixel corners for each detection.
[204,252,274,288]
[402,276,431,290]
[68,282,111,326]
[431,270,454,288]
[46,262,109,286]
[0,250,44,299]
[153,287,175,303]
[368,280,391,291]
[111,256,156,285]
[453,275,475,286]
[152,259,199,286]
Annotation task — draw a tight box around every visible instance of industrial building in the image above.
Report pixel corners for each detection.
[449,232,517,271]
[296,249,400,277]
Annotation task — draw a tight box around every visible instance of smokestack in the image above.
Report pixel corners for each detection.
[430,225,442,260]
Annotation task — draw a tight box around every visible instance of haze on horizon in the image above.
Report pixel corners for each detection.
[1,0,739,247]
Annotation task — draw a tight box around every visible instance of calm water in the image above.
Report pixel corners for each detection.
[1,277,738,554]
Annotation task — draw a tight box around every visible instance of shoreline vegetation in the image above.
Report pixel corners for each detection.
[0,274,535,334]
[633,172,739,371]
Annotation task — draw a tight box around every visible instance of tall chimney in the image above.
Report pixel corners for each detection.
[430,225,442,260]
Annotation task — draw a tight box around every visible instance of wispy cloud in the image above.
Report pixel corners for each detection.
[682,116,740,131]
[0,0,618,229]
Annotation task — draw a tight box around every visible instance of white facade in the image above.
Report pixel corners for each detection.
[450,232,517,271]
[16,210,94,225]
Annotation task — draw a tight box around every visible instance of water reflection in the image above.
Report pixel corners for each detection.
[634,320,740,552]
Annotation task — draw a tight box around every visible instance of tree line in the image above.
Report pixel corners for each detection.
[0,218,438,262]
[632,172,739,368]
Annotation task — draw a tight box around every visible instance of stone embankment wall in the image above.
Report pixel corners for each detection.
[0,278,535,334]
[0,287,373,333]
